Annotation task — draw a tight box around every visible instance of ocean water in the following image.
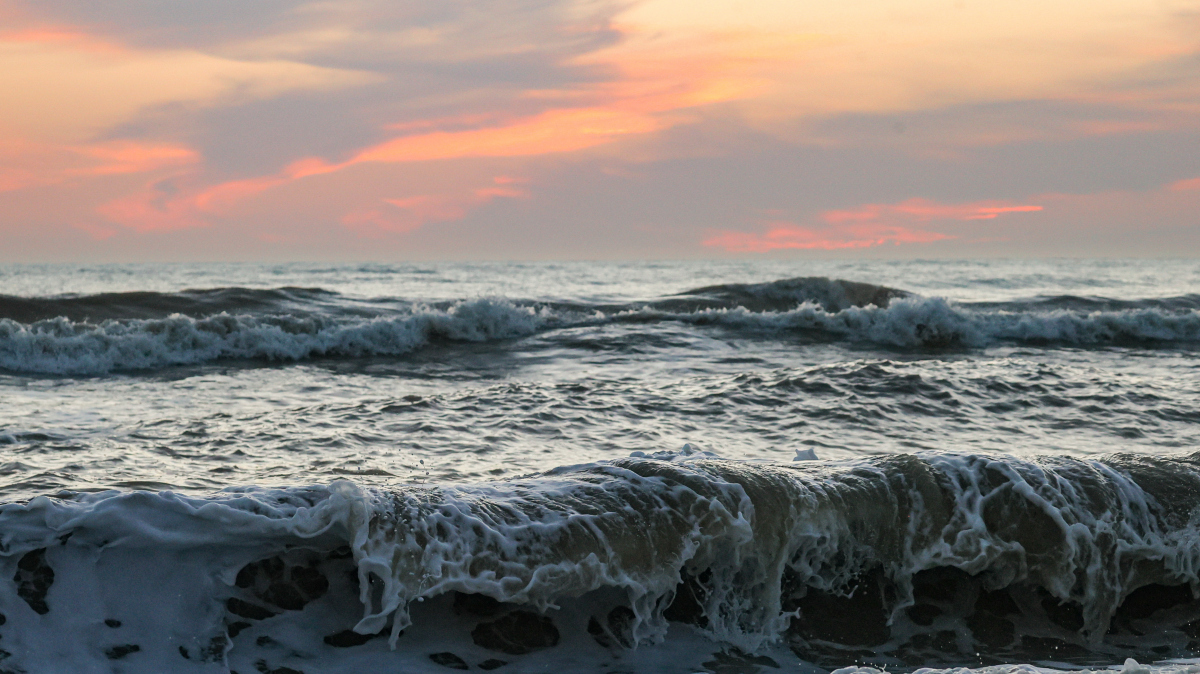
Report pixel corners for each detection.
[2,259,1200,674]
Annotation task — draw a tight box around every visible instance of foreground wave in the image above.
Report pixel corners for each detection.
[2,277,1200,374]
[4,451,1200,672]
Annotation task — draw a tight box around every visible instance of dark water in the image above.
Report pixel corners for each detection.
[1,259,1199,674]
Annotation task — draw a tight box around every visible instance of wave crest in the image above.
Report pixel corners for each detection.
[0,286,335,322]
[0,298,541,375]
[640,295,1200,348]
[4,453,1200,669]
[4,279,1200,374]
[673,277,908,312]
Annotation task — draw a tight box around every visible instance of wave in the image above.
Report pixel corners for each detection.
[0,287,338,323]
[0,298,544,375]
[653,296,1200,348]
[0,278,904,324]
[967,294,1200,313]
[4,451,1200,672]
[3,278,1200,374]
[665,277,910,312]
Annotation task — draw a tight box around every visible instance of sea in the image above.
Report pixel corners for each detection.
[1,258,1200,674]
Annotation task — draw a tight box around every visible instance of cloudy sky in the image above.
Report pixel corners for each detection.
[1,0,1198,260]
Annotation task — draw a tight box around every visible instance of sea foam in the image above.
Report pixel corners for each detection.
[4,452,1200,672]
[0,298,542,375]
[3,278,1200,374]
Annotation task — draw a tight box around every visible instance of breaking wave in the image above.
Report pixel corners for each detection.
[5,451,1200,671]
[2,278,1200,374]
[0,299,544,375]
[656,295,1200,348]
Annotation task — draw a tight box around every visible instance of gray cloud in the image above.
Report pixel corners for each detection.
[25,0,625,178]
[15,0,623,61]
[389,118,1200,259]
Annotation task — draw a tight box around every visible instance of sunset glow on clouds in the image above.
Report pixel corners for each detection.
[704,199,1043,252]
[341,177,531,236]
[0,26,375,143]
[79,23,773,234]
[705,223,953,253]
[0,0,1198,259]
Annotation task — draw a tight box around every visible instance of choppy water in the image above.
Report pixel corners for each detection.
[2,259,1200,674]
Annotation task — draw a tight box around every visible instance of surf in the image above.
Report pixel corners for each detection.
[4,451,1200,672]
[3,277,1200,375]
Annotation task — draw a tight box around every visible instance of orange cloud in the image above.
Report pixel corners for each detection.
[353,108,669,164]
[1170,177,1200,191]
[343,29,773,166]
[92,27,774,232]
[69,141,198,177]
[705,197,1042,252]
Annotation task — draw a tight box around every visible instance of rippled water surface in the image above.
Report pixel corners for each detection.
[6,259,1200,674]
[1,259,1198,499]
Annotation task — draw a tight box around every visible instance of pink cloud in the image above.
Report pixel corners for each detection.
[0,26,124,54]
[0,166,40,193]
[0,139,197,194]
[95,179,206,232]
[705,222,953,253]
[85,29,765,232]
[94,156,339,232]
[341,176,530,236]
[821,198,1043,224]
[705,197,1042,252]
[339,207,425,236]
[1170,177,1200,191]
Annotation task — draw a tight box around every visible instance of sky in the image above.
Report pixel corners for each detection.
[0,0,1198,261]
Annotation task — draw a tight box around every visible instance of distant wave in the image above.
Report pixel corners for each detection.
[0,286,339,323]
[648,295,1200,348]
[2,278,1200,374]
[0,299,543,374]
[4,451,1200,670]
[965,293,1200,313]
[665,276,909,312]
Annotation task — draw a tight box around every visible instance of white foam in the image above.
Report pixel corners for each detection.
[2,292,1200,374]
[2,453,1200,671]
[628,443,724,462]
[659,296,1200,348]
[0,298,542,374]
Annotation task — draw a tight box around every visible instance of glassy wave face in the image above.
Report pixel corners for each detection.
[1,259,1200,673]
